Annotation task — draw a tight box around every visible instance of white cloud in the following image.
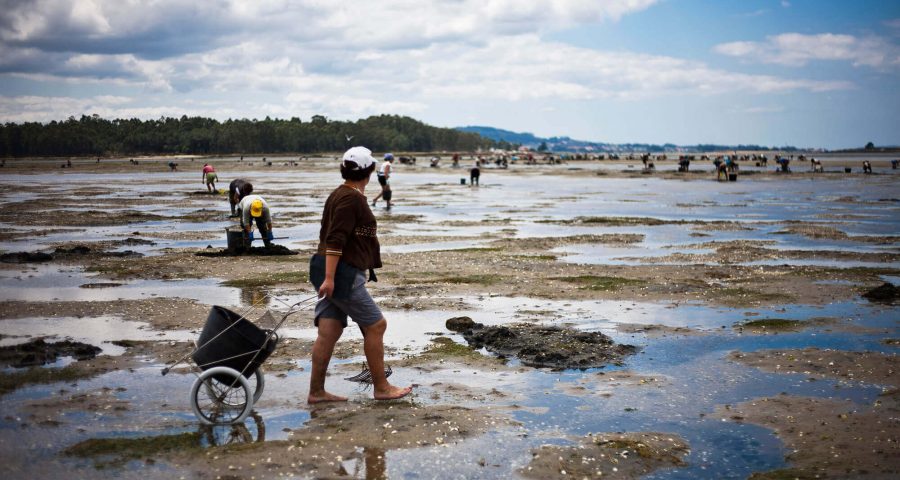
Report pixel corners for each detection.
[714,32,900,68]
[1,0,660,54]
[0,1,858,126]
[0,32,852,124]
[412,35,850,101]
[0,94,250,122]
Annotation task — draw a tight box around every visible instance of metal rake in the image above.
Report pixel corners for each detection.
[345,363,392,383]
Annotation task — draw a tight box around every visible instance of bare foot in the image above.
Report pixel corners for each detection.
[374,384,413,400]
[307,391,348,404]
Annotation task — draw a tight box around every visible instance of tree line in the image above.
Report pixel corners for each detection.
[0,114,500,157]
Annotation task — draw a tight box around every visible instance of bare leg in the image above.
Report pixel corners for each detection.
[360,319,412,400]
[308,317,348,404]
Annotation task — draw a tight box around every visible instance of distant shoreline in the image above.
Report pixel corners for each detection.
[3,149,899,162]
[830,147,900,154]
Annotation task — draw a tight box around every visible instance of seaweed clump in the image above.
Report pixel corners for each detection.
[0,338,101,368]
[446,317,636,369]
[862,282,900,303]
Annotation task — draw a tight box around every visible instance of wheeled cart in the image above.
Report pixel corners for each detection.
[162,295,318,425]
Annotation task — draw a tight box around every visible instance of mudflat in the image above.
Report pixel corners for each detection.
[0,155,897,479]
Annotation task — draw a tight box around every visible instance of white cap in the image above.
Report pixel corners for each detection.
[342,146,376,170]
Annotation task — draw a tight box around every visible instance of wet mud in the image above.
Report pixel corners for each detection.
[195,244,298,257]
[521,432,689,479]
[722,348,900,479]
[617,323,706,337]
[555,370,669,398]
[69,403,521,478]
[774,223,900,244]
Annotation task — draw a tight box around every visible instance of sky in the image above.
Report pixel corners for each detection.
[0,0,898,149]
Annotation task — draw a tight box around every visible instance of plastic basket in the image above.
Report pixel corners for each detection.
[192,306,277,381]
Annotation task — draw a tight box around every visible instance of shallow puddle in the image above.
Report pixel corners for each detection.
[0,316,192,355]
[0,265,243,305]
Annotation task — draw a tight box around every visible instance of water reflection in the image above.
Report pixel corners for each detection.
[239,286,271,308]
[200,412,266,447]
[338,447,387,480]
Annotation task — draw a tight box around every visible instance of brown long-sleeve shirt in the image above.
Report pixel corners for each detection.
[317,185,382,271]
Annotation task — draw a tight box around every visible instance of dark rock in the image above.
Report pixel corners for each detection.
[55,245,91,255]
[118,237,155,246]
[0,251,53,263]
[0,339,102,368]
[52,245,141,258]
[862,282,900,302]
[105,250,142,258]
[458,321,636,369]
[445,316,475,332]
[79,283,124,289]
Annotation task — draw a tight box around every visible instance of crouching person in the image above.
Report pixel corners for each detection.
[239,194,273,248]
[229,179,253,217]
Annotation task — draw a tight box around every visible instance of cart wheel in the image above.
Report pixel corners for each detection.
[251,368,265,404]
[191,367,253,425]
[204,368,265,405]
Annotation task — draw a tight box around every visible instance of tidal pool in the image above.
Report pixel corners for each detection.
[0,265,243,305]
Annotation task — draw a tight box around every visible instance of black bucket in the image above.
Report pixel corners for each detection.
[728,173,738,181]
[844,167,852,173]
[226,228,247,252]
[192,306,277,382]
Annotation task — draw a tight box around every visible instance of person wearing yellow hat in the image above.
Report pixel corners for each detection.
[238,193,273,247]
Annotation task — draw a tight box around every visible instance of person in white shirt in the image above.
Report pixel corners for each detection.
[371,153,394,208]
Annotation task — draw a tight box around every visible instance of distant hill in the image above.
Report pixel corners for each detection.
[456,126,544,147]
[457,125,791,153]
[457,126,607,151]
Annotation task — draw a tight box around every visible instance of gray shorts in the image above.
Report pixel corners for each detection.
[314,270,383,328]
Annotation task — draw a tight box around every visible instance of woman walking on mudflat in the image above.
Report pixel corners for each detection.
[308,146,412,404]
